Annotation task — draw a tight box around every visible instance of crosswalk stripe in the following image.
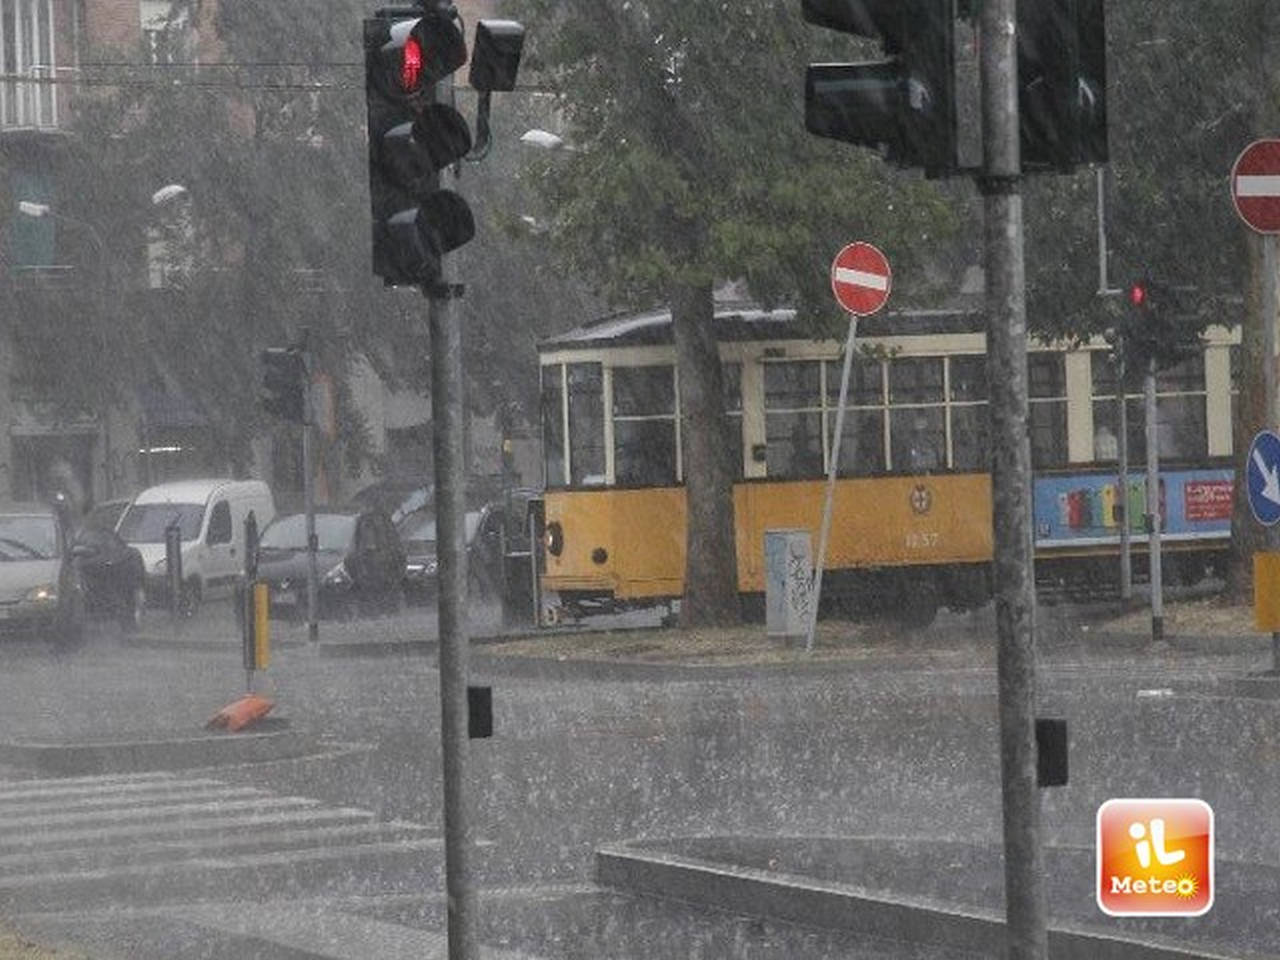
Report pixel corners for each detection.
[0,785,269,817]
[0,776,228,804]
[0,794,322,833]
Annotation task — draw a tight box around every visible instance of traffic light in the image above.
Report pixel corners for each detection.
[1121,279,1197,371]
[261,347,306,423]
[1018,0,1108,170]
[364,4,475,288]
[802,0,965,177]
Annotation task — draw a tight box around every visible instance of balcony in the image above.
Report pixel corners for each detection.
[1,65,67,135]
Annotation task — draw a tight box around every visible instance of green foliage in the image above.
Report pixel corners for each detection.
[519,0,965,326]
[1025,0,1256,345]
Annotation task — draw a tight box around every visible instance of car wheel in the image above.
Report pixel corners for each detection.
[118,585,145,632]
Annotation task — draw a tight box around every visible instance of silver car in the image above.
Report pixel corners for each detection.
[0,503,85,643]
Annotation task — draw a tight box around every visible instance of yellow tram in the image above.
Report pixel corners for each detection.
[537,303,1239,624]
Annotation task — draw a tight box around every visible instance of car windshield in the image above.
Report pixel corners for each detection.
[117,503,204,544]
[0,515,58,560]
[260,514,356,552]
[84,500,130,533]
[398,511,481,547]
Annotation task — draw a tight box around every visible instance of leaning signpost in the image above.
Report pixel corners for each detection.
[1233,140,1280,676]
[804,242,891,654]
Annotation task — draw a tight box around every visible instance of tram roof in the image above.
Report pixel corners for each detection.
[538,303,984,352]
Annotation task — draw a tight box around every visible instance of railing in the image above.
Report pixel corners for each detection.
[0,64,61,131]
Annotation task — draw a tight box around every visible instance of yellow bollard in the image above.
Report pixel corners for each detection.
[253,581,270,670]
[1253,553,1280,631]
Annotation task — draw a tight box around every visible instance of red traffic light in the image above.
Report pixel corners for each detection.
[1128,283,1146,307]
[400,35,423,92]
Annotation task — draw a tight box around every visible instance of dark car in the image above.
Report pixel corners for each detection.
[349,477,432,526]
[0,502,86,643]
[256,508,406,619]
[70,524,146,630]
[82,498,133,534]
[398,490,538,604]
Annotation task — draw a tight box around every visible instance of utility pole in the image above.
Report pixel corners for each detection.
[980,1,1048,957]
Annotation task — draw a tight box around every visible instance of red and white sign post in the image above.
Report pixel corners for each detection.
[1232,139,1280,672]
[806,243,892,652]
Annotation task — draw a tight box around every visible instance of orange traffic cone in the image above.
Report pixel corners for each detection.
[207,693,275,732]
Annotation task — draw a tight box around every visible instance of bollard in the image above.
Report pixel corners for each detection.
[164,521,183,621]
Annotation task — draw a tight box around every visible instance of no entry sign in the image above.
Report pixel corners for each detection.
[830,242,891,316]
[1232,139,1280,233]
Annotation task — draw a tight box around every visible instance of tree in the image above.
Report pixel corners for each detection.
[521,0,962,626]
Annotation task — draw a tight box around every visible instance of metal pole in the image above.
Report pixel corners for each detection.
[1264,235,1280,670]
[981,1,1048,957]
[303,339,319,646]
[430,176,479,959]
[1118,354,1132,600]
[806,314,858,653]
[1145,360,1163,643]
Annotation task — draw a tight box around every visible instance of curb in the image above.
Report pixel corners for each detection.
[0,721,318,776]
[596,842,1262,960]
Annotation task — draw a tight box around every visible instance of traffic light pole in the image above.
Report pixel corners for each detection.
[980,1,1048,958]
[303,367,319,646]
[1144,360,1163,643]
[428,243,479,959]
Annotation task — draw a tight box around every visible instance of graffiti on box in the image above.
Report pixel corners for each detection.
[1033,469,1233,546]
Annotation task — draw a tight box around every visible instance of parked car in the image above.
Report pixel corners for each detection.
[0,502,85,643]
[116,479,275,614]
[349,477,432,525]
[70,524,146,630]
[256,507,406,620]
[83,497,133,533]
[398,491,538,604]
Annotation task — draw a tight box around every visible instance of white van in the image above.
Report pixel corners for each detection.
[116,479,276,612]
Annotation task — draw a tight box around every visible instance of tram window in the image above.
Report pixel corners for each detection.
[950,404,989,471]
[542,365,566,487]
[1028,353,1068,468]
[889,357,944,404]
[568,363,606,485]
[767,411,824,477]
[834,409,886,474]
[765,361,820,408]
[1156,354,1204,393]
[1157,395,1207,460]
[949,356,987,401]
[765,362,823,478]
[825,356,883,406]
[612,366,677,486]
[612,365,674,417]
[614,420,677,485]
[1029,401,1069,468]
[890,407,945,472]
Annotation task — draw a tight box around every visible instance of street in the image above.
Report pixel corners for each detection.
[0,600,1274,959]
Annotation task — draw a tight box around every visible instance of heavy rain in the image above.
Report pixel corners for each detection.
[0,0,1276,958]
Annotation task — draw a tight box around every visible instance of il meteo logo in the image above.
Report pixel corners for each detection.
[1096,798,1214,917]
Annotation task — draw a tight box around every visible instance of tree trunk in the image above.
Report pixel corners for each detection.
[1225,0,1280,602]
[671,280,740,627]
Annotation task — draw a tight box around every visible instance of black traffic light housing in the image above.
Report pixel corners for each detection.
[364,4,475,288]
[803,0,963,177]
[1018,0,1108,170]
[261,346,307,423]
[801,0,1107,177]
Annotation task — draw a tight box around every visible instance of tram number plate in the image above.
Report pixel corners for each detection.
[906,531,939,549]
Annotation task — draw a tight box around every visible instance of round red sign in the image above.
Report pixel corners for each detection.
[830,242,891,316]
[1232,139,1280,234]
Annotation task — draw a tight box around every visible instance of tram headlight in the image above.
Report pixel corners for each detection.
[545,521,564,557]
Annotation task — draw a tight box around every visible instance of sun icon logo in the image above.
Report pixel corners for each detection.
[1175,873,1199,899]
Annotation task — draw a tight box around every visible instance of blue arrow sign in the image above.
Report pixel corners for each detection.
[1247,430,1280,526]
